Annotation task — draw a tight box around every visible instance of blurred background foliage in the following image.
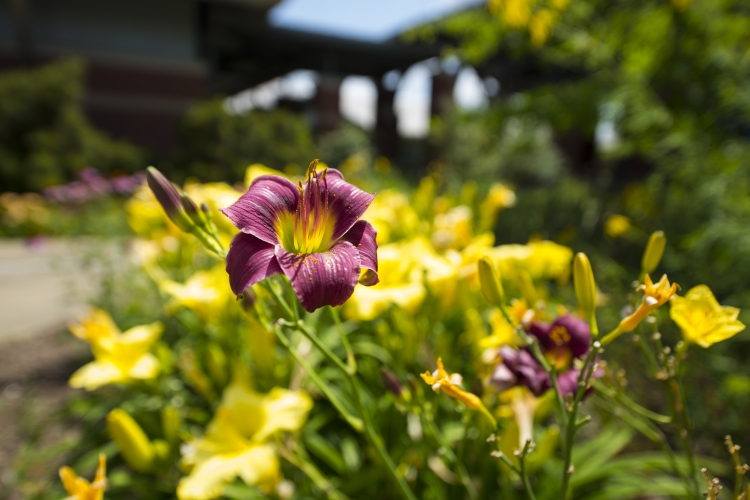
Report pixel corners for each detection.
[3,0,750,497]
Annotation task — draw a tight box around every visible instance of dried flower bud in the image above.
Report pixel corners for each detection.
[642,230,666,275]
[381,368,404,398]
[574,252,598,335]
[107,408,156,473]
[146,167,194,232]
[478,257,504,306]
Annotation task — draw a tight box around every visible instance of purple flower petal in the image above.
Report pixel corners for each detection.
[553,315,591,359]
[498,346,550,396]
[323,171,375,241]
[220,175,299,245]
[340,220,379,286]
[225,232,282,296]
[275,241,361,313]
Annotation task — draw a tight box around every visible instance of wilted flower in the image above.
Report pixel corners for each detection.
[618,274,678,333]
[68,309,162,390]
[491,315,596,397]
[221,160,379,312]
[59,453,107,500]
[177,379,312,500]
[670,285,745,348]
[421,357,495,426]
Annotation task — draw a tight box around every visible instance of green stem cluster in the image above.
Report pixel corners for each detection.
[260,279,417,500]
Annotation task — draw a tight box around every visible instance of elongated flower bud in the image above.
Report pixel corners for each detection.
[107,408,155,473]
[517,269,537,305]
[478,257,504,306]
[146,167,194,232]
[574,253,596,313]
[642,231,666,275]
[161,407,182,446]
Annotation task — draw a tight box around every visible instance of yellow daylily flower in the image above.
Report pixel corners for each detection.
[160,265,234,321]
[177,380,312,500]
[421,358,496,426]
[479,303,527,350]
[432,205,474,251]
[489,240,573,283]
[619,274,678,333]
[244,163,288,188]
[604,214,632,239]
[345,237,457,320]
[69,309,162,391]
[59,453,107,500]
[362,189,422,245]
[670,285,746,348]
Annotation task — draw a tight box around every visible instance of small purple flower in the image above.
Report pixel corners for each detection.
[491,314,599,398]
[220,160,379,312]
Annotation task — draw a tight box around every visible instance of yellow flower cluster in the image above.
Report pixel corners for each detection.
[68,309,162,391]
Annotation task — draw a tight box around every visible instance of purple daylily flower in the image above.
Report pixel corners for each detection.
[491,314,600,398]
[220,160,379,312]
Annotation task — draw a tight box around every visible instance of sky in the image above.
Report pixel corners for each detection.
[268,0,484,42]
[227,0,490,137]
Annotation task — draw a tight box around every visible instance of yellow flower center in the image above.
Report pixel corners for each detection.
[276,161,336,254]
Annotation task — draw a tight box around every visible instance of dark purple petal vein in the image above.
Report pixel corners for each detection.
[220,175,299,245]
[274,241,361,313]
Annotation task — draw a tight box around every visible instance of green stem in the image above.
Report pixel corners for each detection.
[276,440,349,500]
[593,380,671,423]
[328,306,417,500]
[518,440,537,500]
[560,342,600,499]
[270,323,363,432]
[423,413,478,500]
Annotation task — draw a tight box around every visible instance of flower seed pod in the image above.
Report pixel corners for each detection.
[574,252,598,335]
[146,167,194,233]
[642,230,666,275]
[107,408,156,473]
[478,256,504,306]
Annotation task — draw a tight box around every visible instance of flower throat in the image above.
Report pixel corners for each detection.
[277,160,336,254]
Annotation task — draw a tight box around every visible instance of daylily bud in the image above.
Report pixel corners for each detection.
[381,368,405,398]
[161,407,182,446]
[478,257,504,306]
[574,253,598,335]
[641,230,666,275]
[205,344,229,389]
[146,167,194,232]
[107,408,156,473]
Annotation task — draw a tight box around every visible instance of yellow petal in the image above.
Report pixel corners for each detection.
[69,361,126,391]
[127,354,161,380]
[59,466,82,495]
[177,445,278,500]
[255,388,313,442]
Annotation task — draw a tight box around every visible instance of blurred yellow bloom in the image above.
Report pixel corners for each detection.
[432,205,474,251]
[345,237,457,320]
[69,309,162,391]
[529,9,555,46]
[490,0,532,27]
[619,274,678,334]
[244,163,288,188]
[479,303,527,350]
[59,453,106,500]
[604,214,632,239]
[126,184,184,239]
[478,183,516,232]
[421,358,496,426]
[489,240,573,282]
[362,189,421,244]
[670,285,745,348]
[0,192,49,226]
[160,265,234,321]
[178,379,312,500]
